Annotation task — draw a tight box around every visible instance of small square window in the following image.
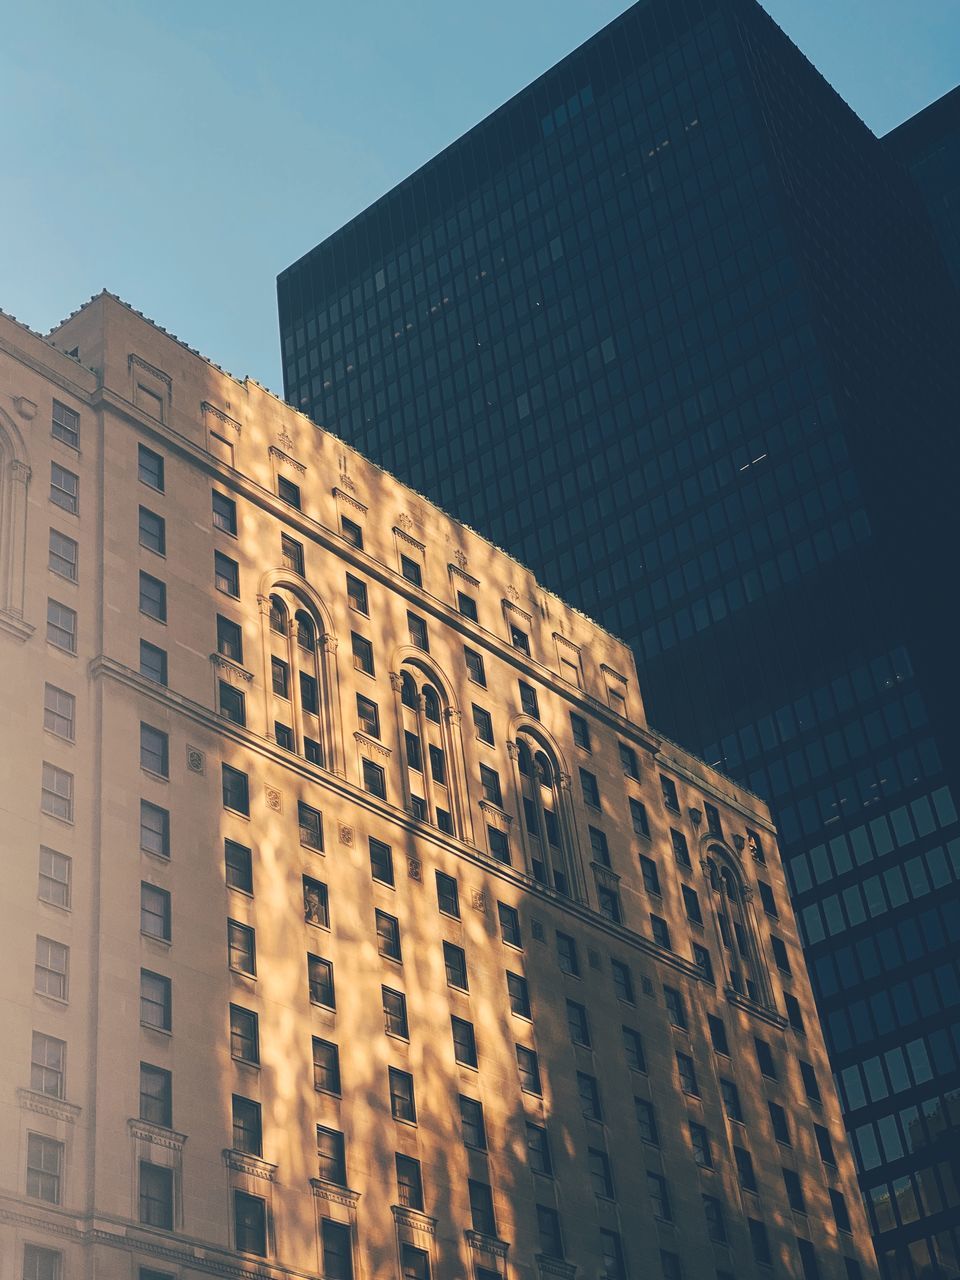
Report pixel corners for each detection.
[48,529,78,581]
[138,445,165,491]
[400,554,422,586]
[139,572,167,622]
[50,463,78,514]
[52,401,79,448]
[212,491,237,534]
[570,713,591,750]
[139,507,166,556]
[140,640,168,686]
[341,515,363,548]
[346,573,368,613]
[278,475,301,508]
[457,590,477,620]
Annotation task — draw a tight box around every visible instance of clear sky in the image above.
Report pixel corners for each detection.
[3,1,957,392]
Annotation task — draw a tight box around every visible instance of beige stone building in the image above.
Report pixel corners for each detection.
[0,292,876,1280]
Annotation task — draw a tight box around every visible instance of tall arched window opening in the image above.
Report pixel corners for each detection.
[706,848,769,1006]
[515,732,576,899]
[260,584,339,771]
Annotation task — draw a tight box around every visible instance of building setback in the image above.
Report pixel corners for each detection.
[276,3,960,1277]
[0,291,875,1280]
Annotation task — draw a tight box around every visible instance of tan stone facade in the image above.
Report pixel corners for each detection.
[0,292,876,1280]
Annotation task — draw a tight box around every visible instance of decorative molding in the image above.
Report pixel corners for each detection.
[506,585,521,602]
[338,823,354,847]
[689,806,703,828]
[310,1179,361,1208]
[320,632,338,655]
[502,597,532,624]
[553,631,581,657]
[265,786,282,813]
[17,1089,81,1123]
[724,988,788,1028]
[269,446,306,475]
[0,609,34,642]
[471,890,487,913]
[13,395,37,420]
[465,1230,510,1261]
[354,731,391,760]
[223,1150,277,1181]
[277,426,295,451]
[11,459,32,482]
[389,671,404,693]
[448,561,480,588]
[201,402,241,434]
[537,1256,578,1279]
[407,856,422,882]
[591,862,621,888]
[393,525,425,553]
[211,654,255,683]
[333,487,367,516]
[396,512,416,532]
[128,1119,187,1151]
[479,800,512,830]
[391,1205,437,1236]
[453,549,468,570]
[444,707,462,729]
[128,353,172,396]
[186,746,205,775]
[734,833,746,852]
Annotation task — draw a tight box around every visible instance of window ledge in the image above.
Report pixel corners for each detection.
[18,1088,81,1123]
[224,1148,277,1180]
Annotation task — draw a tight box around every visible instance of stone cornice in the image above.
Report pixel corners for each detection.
[202,402,241,433]
[0,609,35,642]
[223,1150,278,1181]
[448,561,480,588]
[333,487,367,515]
[129,1119,187,1151]
[465,1229,510,1260]
[211,653,255,683]
[17,1089,81,1123]
[269,446,306,476]
[354,731,391,760]
[393,525,425,553]
[391,1205,437,1235]
[128,353,172,395]
[309,1179,360,1208]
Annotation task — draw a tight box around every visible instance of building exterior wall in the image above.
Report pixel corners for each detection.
[0,293,874,1280]
[276,4,960,1277]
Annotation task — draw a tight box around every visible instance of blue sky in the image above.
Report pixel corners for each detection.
[3,1,957,391]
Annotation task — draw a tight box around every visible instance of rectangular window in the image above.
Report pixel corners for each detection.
[230,1005,259,1063]
[577,1071,602,1119]
[798,1238,822,1280]
[635,1097,659,1144]
[452,1016,477,1067]
[46,599,77,653]
[228,920,256,975]
[556,931,579,976]
[705,803,723,836]
[800,1060,822,1103]
[601,1231,626,1280]
[783,1167,806,1213]
[225,839,252,892]
[506,971,530,1018]
[23,1245,62,1280]
[660,775,679,811]
[218,681,245,725]
[140,571,167,622]
[370,837,394,885]
[735,1146,758,1191]
[138,444,164,490]
[141,640,168,686]
[40,762,74,822]
[309,955,336,1009]
[302,875,329,927]
[26,1134,63,1204]
[362,757,386,798]
[567,999,590,1046]
[676,1052,699,1096]
[389,1067,417,1123]
[38,847,71,907]
[457,590,477,620]
[588,826,609,866]
[580,768,600,808]
[487,825,510,863]
[472,704,494,744]
[222,764,249,815]
[758,880,779,917]
[771,935,792,974]
[465,648,486,686]
[469,1179,497,1237]
[703,1194,727,1244]
[443,941,468,991]
[313,1037,341,1094]
[630,798,650,837]
[407,611,429,650]
[271,656,289,698]
[212,491,237,534]
[428,743,446,785]
[785,992,805,1032]
[509,624,529,655]
[597,884,622,924]
[459,1095,486,1149]
[588,1147,615,1198]
[356,694,380,737]
[48,529,78,581]
[234,1189,267,1256]
[50,462,78,513]
[140,723,169,778]
[139,1161,173,1228]
[139,506,166,555]
[639,856,660,895]
[708,1015,729,1056]
[570,713,591,750]
[400,554,422,586]
[382,986,408,1038]
[320,1219,352,1279]
[232,1095,263,1156]
[43,685,75,740]
[611,959,634,1003]
[281,533,304,575]
[647,1171,671,1221]
[141,800,170,857]
[346,573,368,614]
[830,1188,852,1234]
[396,1154,424,1210]
[622,1026,646,1071]
[351,632,374,674]
[651,914,671,949]
[278,475,301,508]
[664,986,687,1029]
[721,1077,743,1122]
[671,828,691,866]
[519,681,539,718]
[31,1032,65,1098]
[749,1219,772,1266]
[769,1100,791,1145]
[814,1124,836,1165]
[755,1037,778,1080]
[537,1205,563,1258]
[690,1121,713,1168]
[141,883,171,941]
[215,551,240,597]
[139,1062,172,1126]
[298,801,323,850]
[376,909,402,961]
[140,969,171,1031]
[682,884,703,925]
[436,870,459,917]
[316,1125,347,1186]
[526,1121,552,1175]
[619,743,640,779]
[341,515,363,548]
[216,614,244,663]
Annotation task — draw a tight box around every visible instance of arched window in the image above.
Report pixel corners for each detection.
[263,587,330,769]
[0,411,31,628]
[516,732,574,898]
[269,596,287,634]
[706,848,768,1005]
[397,663,462,838]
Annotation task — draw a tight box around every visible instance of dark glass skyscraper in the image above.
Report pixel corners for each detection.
[885,85,960,289]
[278,3,960,1275]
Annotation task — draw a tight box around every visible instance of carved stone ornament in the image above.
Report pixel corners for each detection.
[186,747,205,775]
[13,395,36,420]
[453,549,468,569]
[339,471,357,494]
[277,426,295,452]
[689,806,703,827]
[310,1179,361,1208]
[471,890,487,913]
[389,671,404,693]
[265,786,282,813]
[355,731,391,760]
[465,1230,510,1261]
[269,445,306,475]
[407,856,422,882]
[734,833,746,852]
[11,459,31,482]
[339,824,354,847]
[201,401,241,434]
[506,585,521,602]
[537,1256,578,1279]
[392,1204,437,1236]
[129,352,172,394]
[211,653,254,683]
[397,511,415,531]
[17,1088,81,1123]
[129,1118,187,1151]
[223,1150,277,1181]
